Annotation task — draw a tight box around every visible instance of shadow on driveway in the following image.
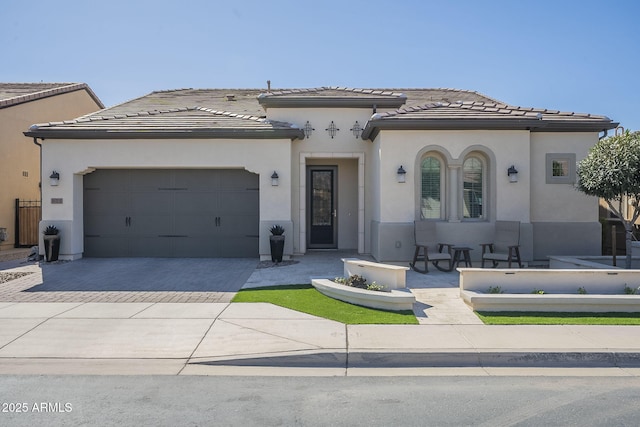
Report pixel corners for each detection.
[26,258,258,292]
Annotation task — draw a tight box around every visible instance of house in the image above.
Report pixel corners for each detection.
[24,86,618,263]
[0,83,103,253]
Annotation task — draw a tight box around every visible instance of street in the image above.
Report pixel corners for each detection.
[1,375,639,426]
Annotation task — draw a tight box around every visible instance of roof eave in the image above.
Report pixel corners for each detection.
[258,96,407,109]
[24,128,305,141]
[0,83,104,110]
[360,118,619,140]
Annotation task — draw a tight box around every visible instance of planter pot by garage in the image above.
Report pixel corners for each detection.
[43,235,60,262]
[269,235,285,263]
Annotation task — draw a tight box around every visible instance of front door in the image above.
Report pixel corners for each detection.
[307,166,337,248]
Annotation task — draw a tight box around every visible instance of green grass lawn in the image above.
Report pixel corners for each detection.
[232,284,418,325]
[476,311,640,325]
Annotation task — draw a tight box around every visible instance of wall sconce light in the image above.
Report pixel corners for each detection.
[325,121,339,139]
[350,121,362,139]
[397,165,406,183]
[507,165,518,183]
[49,171,60,186]
[303,121,314,138]
[271,171,279,186]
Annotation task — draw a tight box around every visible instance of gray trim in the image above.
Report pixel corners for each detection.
[361,118,619,141]
[531,221,601,259]
[545,153,576,184]
[258,96,407,109]
[24,128,305,140]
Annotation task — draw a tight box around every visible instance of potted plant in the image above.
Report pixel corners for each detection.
[269,225,285,263]
[43,225,60,262]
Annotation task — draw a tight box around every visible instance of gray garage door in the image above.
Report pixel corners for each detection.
[83,169,259,257]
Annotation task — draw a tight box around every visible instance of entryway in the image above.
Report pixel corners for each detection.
[307,166,337,249]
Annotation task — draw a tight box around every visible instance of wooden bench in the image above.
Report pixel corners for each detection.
[342,258,409,290]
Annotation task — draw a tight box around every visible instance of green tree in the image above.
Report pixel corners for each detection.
[576,130,640,268]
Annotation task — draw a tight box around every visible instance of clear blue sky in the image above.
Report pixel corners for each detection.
[3,0,638,131]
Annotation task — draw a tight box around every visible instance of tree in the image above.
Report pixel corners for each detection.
[576,130,640,268]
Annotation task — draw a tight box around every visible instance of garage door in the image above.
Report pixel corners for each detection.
[83,169,259,257]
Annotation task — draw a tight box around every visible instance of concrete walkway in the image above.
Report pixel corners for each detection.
[0,301,639,376]
[0,251,639,375]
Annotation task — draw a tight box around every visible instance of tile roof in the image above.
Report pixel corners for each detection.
[360,101,618,138]
[25,107,304,140]
[374,101,613,120]
[0,83,104,109]
[75,87,498,118]
[24,86,616,138]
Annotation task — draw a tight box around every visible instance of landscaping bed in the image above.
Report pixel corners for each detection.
[312,278,416,312]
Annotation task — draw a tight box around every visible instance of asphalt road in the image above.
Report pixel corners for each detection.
[1,375,639,426]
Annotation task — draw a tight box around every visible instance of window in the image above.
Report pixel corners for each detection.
[420,156,443,219]
[546,153,576,184]
[552,160,569,177]
[463,156,484,219]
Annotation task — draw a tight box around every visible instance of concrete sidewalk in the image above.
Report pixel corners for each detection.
[1,252,640,376]
[0,301,639,376]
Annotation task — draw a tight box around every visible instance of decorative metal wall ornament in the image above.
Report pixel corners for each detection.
[350,121,362,139]
[325,121,340,139]
[303,121,315,138]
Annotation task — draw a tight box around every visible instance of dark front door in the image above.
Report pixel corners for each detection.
[308,167,337,248]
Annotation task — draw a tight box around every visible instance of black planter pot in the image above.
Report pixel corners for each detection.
[269,235,285,263]
[43,235,60,262]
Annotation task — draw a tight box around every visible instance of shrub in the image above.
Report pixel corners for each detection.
[366,282,385,292]
[531,289,546,295]
[624,284,638,295]
[43,225,59,235]
[345,274,367,289]
[578,287,588,295]
[487,286,504,294]
[270,225,285,236]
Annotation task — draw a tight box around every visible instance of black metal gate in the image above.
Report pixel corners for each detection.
[15,199,41,247]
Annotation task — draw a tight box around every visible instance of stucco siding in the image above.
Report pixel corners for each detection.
[372,220,533,263]
[532,221,601,258]
[0,89,101,251]
[530,132,600,222]
[376,129,531,223]
[41,137,292,259]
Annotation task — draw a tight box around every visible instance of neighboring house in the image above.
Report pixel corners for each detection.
[0,83,103,252]
[24,86,617,262]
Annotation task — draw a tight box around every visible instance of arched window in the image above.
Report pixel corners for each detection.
[420,156,443,219]
[462,156,484,219]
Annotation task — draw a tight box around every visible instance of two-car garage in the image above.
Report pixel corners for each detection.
[83,169,259,258]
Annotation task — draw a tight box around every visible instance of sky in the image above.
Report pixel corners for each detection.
[2,0,639,132]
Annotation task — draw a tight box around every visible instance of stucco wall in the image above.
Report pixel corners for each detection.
[40,137,292,259]
[0,89,101,251]
[529,132,601,258]
[371,129,534,261]
[282,108,374,254]
[530,132,599,222]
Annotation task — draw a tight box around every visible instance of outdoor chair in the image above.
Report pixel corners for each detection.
[480,220,523,268]
[409,221,453,273]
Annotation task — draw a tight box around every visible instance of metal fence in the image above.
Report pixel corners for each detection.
[14,199,41,247]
